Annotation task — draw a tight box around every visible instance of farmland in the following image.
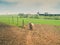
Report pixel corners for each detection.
[0,23,60,45]
[0,15,60,45]
[0,0,60,44]
[0,15,60,26]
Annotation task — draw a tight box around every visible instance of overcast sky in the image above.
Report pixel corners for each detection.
[0,0,60,14]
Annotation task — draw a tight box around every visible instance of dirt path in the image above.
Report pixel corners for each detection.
[26,31,33,45]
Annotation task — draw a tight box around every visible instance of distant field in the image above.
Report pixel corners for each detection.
[0,15,60,26]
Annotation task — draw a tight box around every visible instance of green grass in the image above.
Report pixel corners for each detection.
[0,15,60,26]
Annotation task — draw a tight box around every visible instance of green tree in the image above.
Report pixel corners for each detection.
[18,13,24,18]
[34,14,39,19]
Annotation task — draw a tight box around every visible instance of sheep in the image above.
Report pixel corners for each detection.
[28,23,34,30]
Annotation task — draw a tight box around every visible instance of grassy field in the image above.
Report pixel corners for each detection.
[0,15,60,26]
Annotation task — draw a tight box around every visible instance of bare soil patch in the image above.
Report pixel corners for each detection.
[0,23,60,45]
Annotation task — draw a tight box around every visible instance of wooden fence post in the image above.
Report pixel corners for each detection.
[8,16,10,24]
[17,16,18,26]
[22,19,24,28]
[12,16,14,24]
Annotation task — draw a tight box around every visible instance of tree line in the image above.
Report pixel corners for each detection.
[18,13,60,20]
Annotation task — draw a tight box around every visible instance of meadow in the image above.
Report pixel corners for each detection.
[0,15,60,26]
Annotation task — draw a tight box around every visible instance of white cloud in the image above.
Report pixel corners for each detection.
[3,0,60,7]
[0,0,60,14]
[4,0,18,2]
